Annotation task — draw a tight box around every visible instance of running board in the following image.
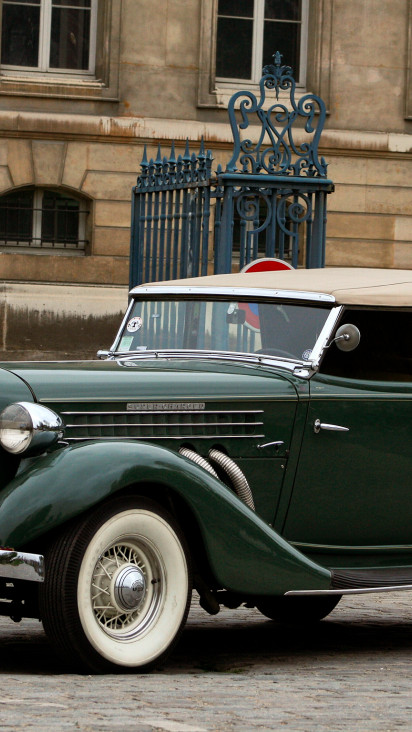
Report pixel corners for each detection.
[285,584,412,596]
[285,567,412,596]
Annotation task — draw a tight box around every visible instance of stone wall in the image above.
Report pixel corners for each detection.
[0,118,411,285]
[0,0,411,290]
[0,282,128,361]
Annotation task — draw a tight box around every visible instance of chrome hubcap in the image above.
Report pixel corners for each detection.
[113,564,146,611]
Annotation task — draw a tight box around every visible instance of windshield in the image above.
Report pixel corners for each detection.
[116,299,331,362]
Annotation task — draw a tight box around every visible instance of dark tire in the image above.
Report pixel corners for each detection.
[39,496,192,673]
[256,594,341,624]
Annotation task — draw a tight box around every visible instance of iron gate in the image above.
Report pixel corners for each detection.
[130,52,334,288]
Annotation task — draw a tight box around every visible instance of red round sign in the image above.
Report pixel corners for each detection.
[241,257,293,273]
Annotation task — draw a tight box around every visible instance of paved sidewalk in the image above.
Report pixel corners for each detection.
[1,592,412,731]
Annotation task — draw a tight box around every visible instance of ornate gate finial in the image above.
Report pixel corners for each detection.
[261,51,294,101]
[226,51,328,177]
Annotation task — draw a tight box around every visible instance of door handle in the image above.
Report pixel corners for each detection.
[257,440,285,450]
[314,419,349,434]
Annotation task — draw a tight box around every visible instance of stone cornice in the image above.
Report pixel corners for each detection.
[0,111,411,158]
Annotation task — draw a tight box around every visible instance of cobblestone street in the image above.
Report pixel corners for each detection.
[1,592,412,731]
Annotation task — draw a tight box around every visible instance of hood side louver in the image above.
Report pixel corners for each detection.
[61,408,264,442]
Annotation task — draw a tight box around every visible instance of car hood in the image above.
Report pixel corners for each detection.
[3,358,298,404]
[0,366,35,411]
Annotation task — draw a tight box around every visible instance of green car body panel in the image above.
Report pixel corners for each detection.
[0,439,331,594]
[0,358,333,595]
[0,366,34,411]
[2,355,412,581]
[285,373,412,548]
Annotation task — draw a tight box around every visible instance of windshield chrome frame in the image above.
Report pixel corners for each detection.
[109,288,340,377]
[115,348,311,374]
[110,296,135,352]
[129,285,335,303]
[309,305,344,370]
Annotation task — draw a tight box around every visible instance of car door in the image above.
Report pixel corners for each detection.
[283,308,412,547]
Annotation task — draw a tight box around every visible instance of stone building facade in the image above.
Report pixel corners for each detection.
[0,0,411,357]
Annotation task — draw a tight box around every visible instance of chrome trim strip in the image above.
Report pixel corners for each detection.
[292,541,412,552]
[0,550,44,583]
[45,397,294,404]
[61,409,264,416]
[309,305,344,370]
[64,434,265,442]
[128,285,336,302]
[285,585,412,596]
[110,297,134,352]
[116,349,303,370]
[65,421,263,428]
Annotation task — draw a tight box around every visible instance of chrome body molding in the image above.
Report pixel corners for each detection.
[61,409,264,416]
[63,434,265,442]
[112,349,315,377]
[292,542,412,553]
[128,285,336,302]
[0,550,44,583]
[127,402,206,411]
[117,349,304,371]
[285,585,412,596]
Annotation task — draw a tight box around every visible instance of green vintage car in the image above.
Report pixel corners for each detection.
[1,267,412,672]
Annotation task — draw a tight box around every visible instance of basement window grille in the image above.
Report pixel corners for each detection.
[0,188,89,253]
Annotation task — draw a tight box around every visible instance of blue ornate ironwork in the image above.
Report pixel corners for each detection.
[226,51,328,177]
[130,139,213,289]
[129,52,334,286]
[137,139,213,191]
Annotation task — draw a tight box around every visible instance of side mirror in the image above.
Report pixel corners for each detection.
[334,324,361,352]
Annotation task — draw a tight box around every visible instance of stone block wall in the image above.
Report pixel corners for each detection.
[0,282,128,360]
[0,0,411,293]
[0,117,411,285]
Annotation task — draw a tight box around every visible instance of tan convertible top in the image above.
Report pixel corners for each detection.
[134,268,412,307]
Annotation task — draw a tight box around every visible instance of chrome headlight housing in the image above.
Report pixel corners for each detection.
[0,402,64,455]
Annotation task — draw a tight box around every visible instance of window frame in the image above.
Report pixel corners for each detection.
[320,307,412,383]
[0,186,89,255]
[0,0,120,102]
[405,0,412,119]
[198,0,334,110]
[215,0,309,88]
[1,0,98,77]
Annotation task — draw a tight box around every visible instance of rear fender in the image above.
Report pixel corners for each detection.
[0,441,330,595]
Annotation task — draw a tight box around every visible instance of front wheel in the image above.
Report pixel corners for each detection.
[40,496,192,672]
[256,594,341,624]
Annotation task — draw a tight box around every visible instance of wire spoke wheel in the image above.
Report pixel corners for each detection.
[40,496,192,673]
[90,538,161,635]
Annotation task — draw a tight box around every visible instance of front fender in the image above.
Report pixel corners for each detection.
[0,441,330,594]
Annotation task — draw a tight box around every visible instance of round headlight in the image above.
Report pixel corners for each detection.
[0,402,64,455]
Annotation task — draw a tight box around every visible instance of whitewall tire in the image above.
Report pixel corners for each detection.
[40,496,192,672]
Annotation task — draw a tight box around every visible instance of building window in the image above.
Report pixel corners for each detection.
[215,0,308,85]
[198,0,332,109]
[1,0,98,75]
[0,188,89,253]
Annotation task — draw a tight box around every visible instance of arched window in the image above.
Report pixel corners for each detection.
[0,187,89,253]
